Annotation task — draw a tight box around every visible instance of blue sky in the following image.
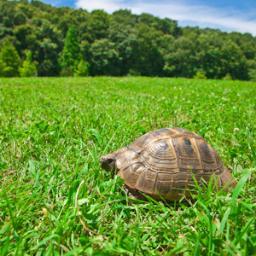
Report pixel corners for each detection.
[43,0,256,35]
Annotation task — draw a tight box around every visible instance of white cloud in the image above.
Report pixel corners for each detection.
[75,0,256,35]
[75,0,123,13]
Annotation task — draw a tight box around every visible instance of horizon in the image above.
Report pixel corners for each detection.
[43,0,256,36]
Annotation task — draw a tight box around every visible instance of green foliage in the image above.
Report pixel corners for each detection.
[221,40,249,80]
[0,77,255,254]
[249,69,256,81]
[14,11,27,25]
[132,24,165,76]
[87,10,110,41]
[0,42,20,77]
[0,59,5,76]
[193,70,207,79]
[89,39,121,75]
[128,69,141,76]
[163,36,197,77]
[223,73,233,80]
[74,59,89,77]
[248,59,256,81]
[19,50,37,77]
[59,26,80,76]
[0,1,256,79]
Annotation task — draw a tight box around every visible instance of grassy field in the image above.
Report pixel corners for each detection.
[0,77,255,255]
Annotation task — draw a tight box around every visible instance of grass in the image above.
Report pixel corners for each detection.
[0,77,255,255]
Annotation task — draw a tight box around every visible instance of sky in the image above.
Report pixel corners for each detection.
[43,0,256,35]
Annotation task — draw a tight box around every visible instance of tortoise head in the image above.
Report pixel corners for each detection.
[100,146,139,172]
[100,152,117,171]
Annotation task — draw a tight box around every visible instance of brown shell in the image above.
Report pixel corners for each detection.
[116,128,235,200]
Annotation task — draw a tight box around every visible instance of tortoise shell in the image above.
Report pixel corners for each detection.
[100,128,236,200]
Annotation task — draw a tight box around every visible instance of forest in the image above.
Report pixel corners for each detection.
[1,0,256,80]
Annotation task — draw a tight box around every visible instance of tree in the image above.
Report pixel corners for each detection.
[87,10,109,42]
[163,36,198,77]
[249,69,256,81]
[248,59,256,81]
[0,0,256,79]
[59,26,80,76]
[14,11,27,25]
[36,20,62,76]
[0,59,5,77]
[194,70,207,79]
[14,24,36,53]
[19,50,37,77]
[74,59,89,77]
[131,24,165,76]
[0,42,20,77]
[89,39,121,76]
[108,21,137,75]
[196,32,224,79]
[221,40,249,80]
[223,73,232,80]
[112,10,137,26]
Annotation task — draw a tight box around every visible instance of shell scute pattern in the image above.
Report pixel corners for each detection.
[172,137,202,171]
[101,128,236,200]
[196,140,221,171]
[128,128,227,198]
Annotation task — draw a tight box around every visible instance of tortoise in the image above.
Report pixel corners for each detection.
[100,128,236,201]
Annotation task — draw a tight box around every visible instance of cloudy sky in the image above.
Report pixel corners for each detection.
[43,0,256,35]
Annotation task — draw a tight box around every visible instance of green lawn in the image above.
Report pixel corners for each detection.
[0,77,255,255]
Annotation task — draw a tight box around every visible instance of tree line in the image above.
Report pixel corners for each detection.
[1,0,256,80]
